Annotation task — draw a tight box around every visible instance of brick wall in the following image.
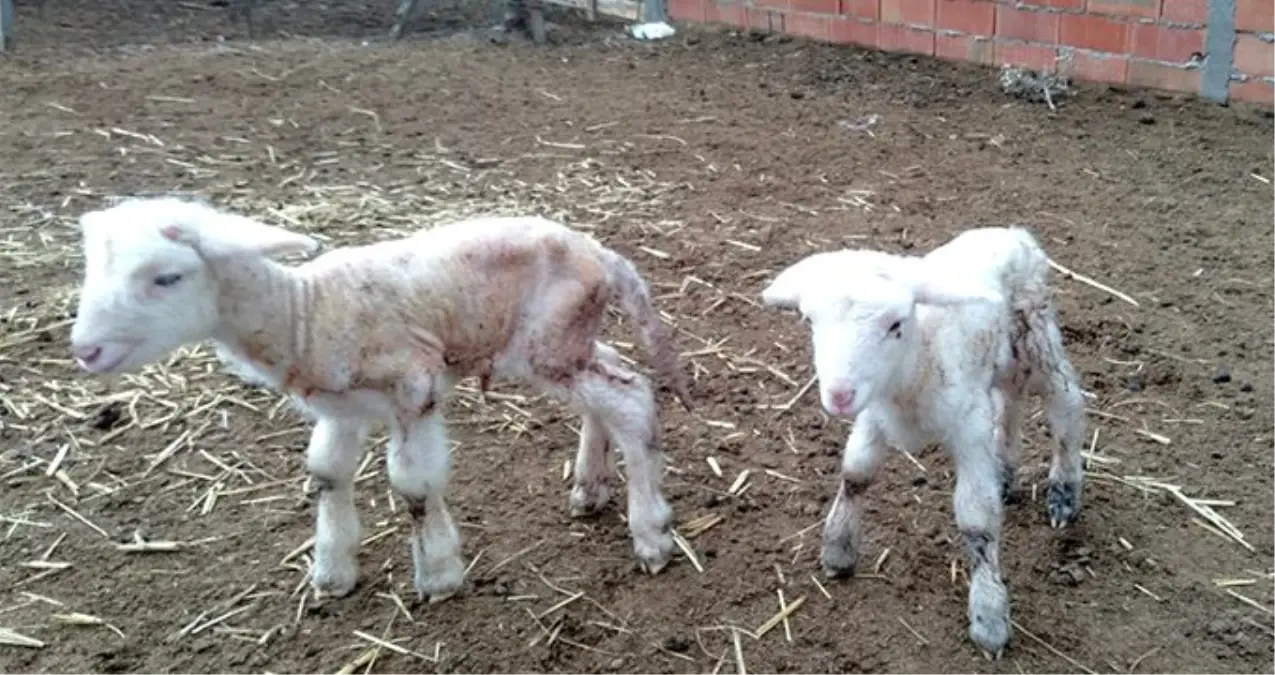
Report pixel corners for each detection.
[666,0,1275,106]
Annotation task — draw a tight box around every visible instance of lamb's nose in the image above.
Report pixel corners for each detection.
[73,344,102,365]
[830,388,854,410]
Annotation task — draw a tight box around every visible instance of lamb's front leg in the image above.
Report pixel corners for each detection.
[821,418,888,578]
[387,411,465,603]
[569,412,615,517]
[306,417,367,599]
[952,410,1012,657]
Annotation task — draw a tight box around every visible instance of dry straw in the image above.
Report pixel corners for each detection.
[0,65,1264,671]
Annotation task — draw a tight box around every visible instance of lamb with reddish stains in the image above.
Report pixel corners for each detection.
[760,226,1086,658]
[68,196,692,603]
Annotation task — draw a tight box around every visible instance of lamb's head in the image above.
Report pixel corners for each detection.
[69,196,319,375]
[761,249,1002,418]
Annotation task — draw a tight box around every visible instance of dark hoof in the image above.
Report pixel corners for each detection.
[999,465,1020,505]
[1047,480,1081,528]
[820,543,857,579]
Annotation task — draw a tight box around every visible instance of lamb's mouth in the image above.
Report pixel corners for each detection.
[75,341,137,374]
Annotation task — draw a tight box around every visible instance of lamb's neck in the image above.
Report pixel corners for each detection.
[887,332,936,406]
[211,255,313,379]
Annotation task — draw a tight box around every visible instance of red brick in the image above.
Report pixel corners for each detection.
[841,0,878,20]
[1235,0,1274,33]
[1229,79,1275,106]
[1063,50,1130,84]
[878,23,936,54]
[786,12,832,39]
[667,0,705,21]
[1087,0,1159,19]
[936,33,995,63]
[994,40,1060,70]
[1234,34,1275,78]
[703,1,747,26]
[1129,24,1204,63]
[1126,58,1199,92]
[790,0,839,15]
[995,6,1058,44]
[830,17,879,46]
[880,0,935,26]
[1058,12,1129,53]
[936,0,994,36]
[1159,0,1207,24]
[1021,0,1083,8]
[747,7,782,30]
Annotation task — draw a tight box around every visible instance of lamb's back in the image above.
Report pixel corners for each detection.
[923,226,1050,313]
[297,216,609,381]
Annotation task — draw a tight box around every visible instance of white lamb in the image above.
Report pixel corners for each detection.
[759,226,1086,657]
[68,196,692,602]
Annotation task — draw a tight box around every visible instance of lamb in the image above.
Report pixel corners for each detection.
[67,196,692,603]
[759,226,1086,657]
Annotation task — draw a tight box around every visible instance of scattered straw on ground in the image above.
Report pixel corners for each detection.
[0,38,1268,671]
[0,97,708,662]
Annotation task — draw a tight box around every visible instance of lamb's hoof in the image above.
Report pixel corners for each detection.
[502,13,526,32]
[1047,480,1081,528]
[568,483,612,518]
[414,557,465,604]
[820,542,857,580]
[425,588,459,605]
[311,557,359,600]
[634,534,675,575]
[638,555,669,575]
[1000,469,1021,505]
[968,590,1011,655]
[970,621,1010,657]
[415,582,462,605]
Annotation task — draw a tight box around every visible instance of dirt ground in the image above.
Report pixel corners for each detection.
[1,1,1273,673]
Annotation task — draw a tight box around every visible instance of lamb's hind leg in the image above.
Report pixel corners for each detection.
[391,0,424,39]
[1045,363,1086,527]
[562,352,674,574]
[1036,313,1086,527]
[387,411,465,603]
[998,398,1024,505]
[568,343,621,518]
[307,417,367,599]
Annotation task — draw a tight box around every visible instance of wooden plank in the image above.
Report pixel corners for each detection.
[544,0,643,22]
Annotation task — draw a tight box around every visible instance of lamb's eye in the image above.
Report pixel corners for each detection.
[154,273,183,288]
[886,320,903,336]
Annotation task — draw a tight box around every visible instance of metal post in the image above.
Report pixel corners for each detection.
[1,0,15,52]
[1200,0,1236,104]
[641,0,666,24]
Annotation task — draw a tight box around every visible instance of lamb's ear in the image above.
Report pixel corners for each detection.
[161,211,319,259]
[761,253,840,310]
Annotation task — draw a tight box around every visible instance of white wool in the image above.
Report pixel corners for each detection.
[69,196,690,602]
[762,226,1087,657]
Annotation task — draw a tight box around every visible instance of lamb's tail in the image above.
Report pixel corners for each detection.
[998,226,1054,315]
[597,246,692,412]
